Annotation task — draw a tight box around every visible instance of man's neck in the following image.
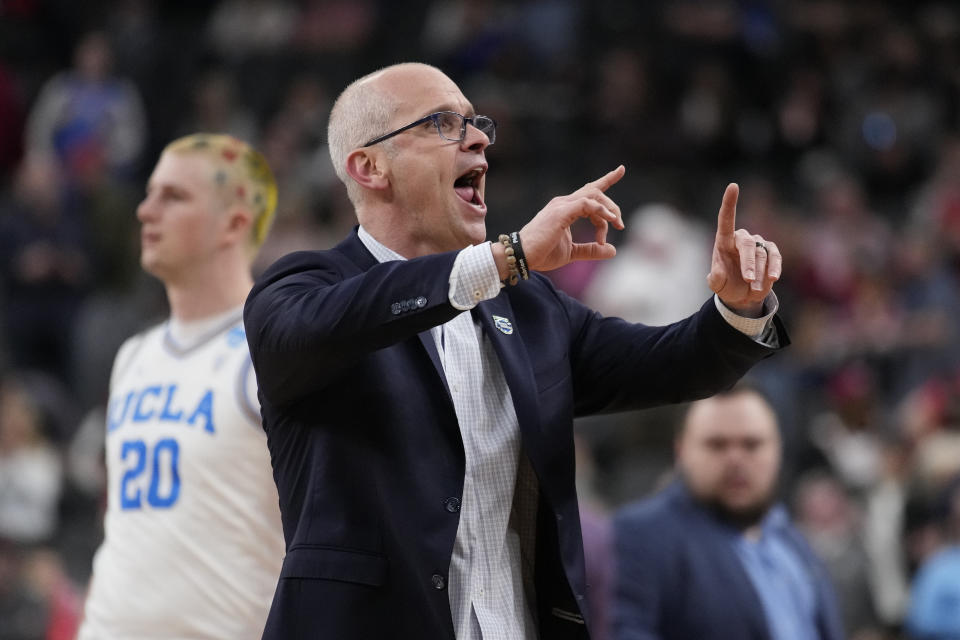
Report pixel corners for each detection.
[356,206,449,259]
[165,261,253,322]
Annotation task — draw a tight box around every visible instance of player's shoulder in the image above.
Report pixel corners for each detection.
[115,320,166,363]
[222,317,251,353]
[108,321,166,388]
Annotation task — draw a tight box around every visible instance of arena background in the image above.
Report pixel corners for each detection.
[1,1,960,638]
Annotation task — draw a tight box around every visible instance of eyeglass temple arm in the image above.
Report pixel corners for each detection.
[362,116,434,147]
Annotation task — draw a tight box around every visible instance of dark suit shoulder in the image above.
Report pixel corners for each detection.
[255,248,353,287]
[614,484,685,532]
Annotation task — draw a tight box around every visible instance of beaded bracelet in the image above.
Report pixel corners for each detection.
[498,234,520,286]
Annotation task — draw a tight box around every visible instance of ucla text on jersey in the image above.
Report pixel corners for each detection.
[108,384,216,434]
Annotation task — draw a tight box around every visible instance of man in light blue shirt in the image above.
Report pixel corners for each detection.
[614,385,844,640]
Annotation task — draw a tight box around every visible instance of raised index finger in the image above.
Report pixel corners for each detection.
[716,182,739,237]
[588,165,626,193]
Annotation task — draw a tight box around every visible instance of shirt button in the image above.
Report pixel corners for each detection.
[444,497,461,513]
[473,290,482,299]
[431,573,446,590]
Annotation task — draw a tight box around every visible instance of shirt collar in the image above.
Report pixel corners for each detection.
[743,503,791,544]
[165,304,244,354]
[358,225,406,264]
[761,503,790,534]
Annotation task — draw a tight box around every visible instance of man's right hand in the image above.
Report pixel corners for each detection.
[516,166,625,273]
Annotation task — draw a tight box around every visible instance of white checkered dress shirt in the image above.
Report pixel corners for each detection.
[358,226,777,640]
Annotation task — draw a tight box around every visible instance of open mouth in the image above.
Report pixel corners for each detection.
[454,166,486,207]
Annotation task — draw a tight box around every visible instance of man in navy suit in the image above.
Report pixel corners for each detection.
[612,385,845,640]
[244,62,788,640]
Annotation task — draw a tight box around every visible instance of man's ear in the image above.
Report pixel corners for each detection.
[222,206,253,248]
[345,148,389,192]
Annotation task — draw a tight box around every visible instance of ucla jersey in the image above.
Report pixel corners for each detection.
[79,310,284,639]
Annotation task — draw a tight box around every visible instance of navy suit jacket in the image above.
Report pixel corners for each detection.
[612,482,845,640]
[243,229,786,640]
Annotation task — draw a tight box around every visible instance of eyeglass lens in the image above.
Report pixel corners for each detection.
[434,112,495,143]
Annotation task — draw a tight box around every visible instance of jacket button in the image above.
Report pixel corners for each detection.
[444,497,461,513]
[416,296,427,308]
[431,573,446,590]
[391,302,402,315]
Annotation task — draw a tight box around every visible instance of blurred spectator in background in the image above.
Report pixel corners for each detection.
[796,172,892,307]
[808,363,886,495]
[178,69,259,145]
[613,384,844,640]
[905,476,960,640]
[0,546,81,640]
[0,377,62,546]
[25,31,147,183]
[0,155,91,382]
[899,373,960,507]
[253,74,343,274]
[864,437,913,629]
[794,471,883,638]
[207,0,297,64]
[583,203,711,326]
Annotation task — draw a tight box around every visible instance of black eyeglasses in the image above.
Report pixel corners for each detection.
[362,111,496,147]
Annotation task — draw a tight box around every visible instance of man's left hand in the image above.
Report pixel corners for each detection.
[706,183,781,317]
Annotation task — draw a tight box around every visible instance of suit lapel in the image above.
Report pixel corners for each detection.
[706,530,771,640]
[417,329,451,398]
[474,295,541,440]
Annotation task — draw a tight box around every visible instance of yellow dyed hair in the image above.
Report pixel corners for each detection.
[163,133,278,249]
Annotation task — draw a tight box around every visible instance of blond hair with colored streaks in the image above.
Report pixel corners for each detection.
[164,133,278,249]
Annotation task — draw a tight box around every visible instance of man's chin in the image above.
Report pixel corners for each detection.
[700,496,773,531]
[140,256,172,281]
[462,224,487,248]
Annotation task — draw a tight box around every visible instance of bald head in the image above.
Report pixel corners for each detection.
[327,62,442,205]
[328,63,453,205]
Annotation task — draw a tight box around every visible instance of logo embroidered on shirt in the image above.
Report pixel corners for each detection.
[492,315,514,335]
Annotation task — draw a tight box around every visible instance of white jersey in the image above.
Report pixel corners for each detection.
[79,309,284,639]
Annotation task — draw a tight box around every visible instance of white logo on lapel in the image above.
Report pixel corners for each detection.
[492,315,514,335]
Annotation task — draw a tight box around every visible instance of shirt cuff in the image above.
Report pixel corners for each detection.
[714,292,779,343]
[449,242,503,310]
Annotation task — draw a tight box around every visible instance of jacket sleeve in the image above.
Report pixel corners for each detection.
[550,281,787,416]
[243,249,462,406]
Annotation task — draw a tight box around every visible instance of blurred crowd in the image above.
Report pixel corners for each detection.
[1,1,960,638]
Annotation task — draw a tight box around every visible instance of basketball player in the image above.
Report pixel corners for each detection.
[78,134,285,639]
